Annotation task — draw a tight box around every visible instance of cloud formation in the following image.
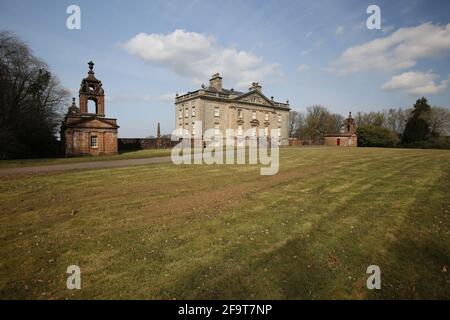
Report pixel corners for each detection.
[381,71,450,95]
[332,22,450,75]
[300,49,311,56]
[122,29,282,89]
[297,64,311,72]
[336,26,344,35]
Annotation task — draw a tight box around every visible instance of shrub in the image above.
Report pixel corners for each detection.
[403,136,450,149]
[357,125,400,147]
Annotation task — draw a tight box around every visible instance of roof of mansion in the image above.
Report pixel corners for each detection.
[175,74,290,111]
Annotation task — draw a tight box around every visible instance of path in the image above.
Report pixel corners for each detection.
[0,156,172,176]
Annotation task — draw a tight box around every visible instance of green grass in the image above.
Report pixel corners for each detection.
[0,147,449,299]
[0,149,172,168]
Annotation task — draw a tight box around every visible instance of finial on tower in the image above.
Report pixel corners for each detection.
[88,61,94,73]
[67,97,80,115]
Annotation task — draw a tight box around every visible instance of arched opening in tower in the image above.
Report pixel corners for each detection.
[87,99,97,114]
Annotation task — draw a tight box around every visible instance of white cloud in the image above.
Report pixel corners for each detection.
[297,64,311,72]
[332,22,450,75]
[382,25,395,34]
[122,29,282,89]
[300,49,311,56]
[353,21,366,31]
[336,26,344,35]
[305,31,313,38]
[381,70,450,95]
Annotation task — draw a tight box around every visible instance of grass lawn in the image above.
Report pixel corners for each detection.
[0,147,449,299]
[0,149,173,168]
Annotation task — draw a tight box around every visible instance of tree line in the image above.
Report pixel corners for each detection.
[289,99,450,148]
[0,31,69,159]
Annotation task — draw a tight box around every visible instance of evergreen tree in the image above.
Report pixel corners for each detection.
[402,97,432,144]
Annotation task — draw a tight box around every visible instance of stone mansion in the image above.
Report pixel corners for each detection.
[175,73,290,145]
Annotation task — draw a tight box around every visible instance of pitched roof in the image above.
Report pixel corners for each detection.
[63,116,119,129]
[205,86,245,95]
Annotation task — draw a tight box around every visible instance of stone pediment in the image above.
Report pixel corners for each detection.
[66,117,118,129]
[233,91,274,107]
[78,119,114,128]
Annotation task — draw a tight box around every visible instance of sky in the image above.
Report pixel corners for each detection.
[1,0,450,137]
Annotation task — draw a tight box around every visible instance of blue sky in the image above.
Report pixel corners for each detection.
[1,0,450,137]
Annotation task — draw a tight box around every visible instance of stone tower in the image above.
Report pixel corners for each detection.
[79,61,105,116]
[344,112,356,134]
[61,61,119,157]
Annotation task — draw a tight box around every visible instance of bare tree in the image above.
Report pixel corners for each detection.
[0,31,69,159]
[355,108,410,134]
[430,106,450,136]
[330,113,344,133]
[303,105,338,142]
[288,110,304,138]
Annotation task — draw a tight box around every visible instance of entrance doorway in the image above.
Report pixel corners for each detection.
[337,138,341,146]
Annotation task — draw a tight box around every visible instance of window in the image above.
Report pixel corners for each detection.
[213,124,221,146]
[252,110,256,120]
[214,124,220,136]
[265,113,269,121]
[251,127,257,137]
[192,122,196,136]
[237,125,243,136]
[278,127,282,141]
[278,114,282,122]
[214,107,220,117]
[265,127,269,137]
[192,106,196,117]
[90,135,98,148]
[185,108,189,118]
[178,109,182,119]
[238,109,243,119]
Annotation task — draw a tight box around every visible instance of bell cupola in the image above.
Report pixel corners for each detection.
[79,61,105,116]
[344,112,356,134]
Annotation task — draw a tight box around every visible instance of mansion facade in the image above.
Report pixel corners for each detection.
[175,74,290,145]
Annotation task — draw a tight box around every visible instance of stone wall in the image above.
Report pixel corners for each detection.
[118,138,179,151]
[324,136,358,147]
[64,128,118,157]
[288,138,324,146]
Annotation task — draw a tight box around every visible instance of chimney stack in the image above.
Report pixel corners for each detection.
[209,73,222,91]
